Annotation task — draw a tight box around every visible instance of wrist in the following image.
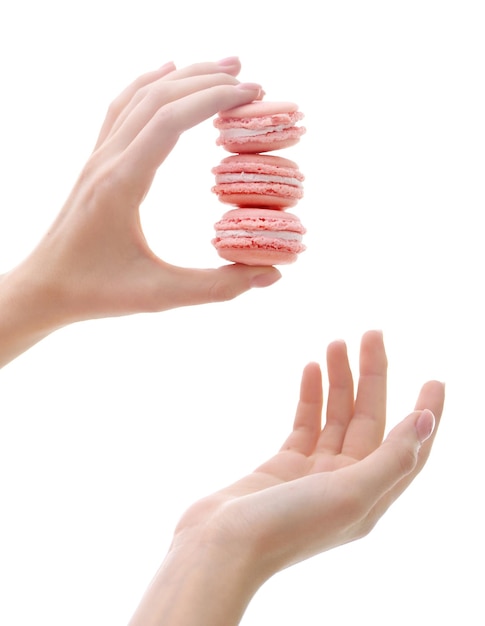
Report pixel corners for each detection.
[128,527,265,626]
[0,263,67,367]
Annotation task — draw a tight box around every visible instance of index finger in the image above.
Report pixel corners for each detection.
[122,82,263,182]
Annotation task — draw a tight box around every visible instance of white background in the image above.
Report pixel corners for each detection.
[0,1,483,624]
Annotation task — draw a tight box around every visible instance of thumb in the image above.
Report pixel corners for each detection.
[167,264,282,307]
[345,409,436,505]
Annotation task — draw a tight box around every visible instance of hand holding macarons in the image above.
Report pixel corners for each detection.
[0,58,282,368]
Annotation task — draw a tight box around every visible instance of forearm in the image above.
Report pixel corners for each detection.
[128,531,263,626]
[0,264,66,368]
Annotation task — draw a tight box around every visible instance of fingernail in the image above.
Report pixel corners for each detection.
[217,56,240,67]
[250,270,282,288]
[415,409,436,444]
[236,82,263,92]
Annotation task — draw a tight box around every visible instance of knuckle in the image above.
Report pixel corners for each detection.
[144,81,173,108]
[78,153,126,205]
[211,72,239,86]
[395,444,418,476]
[208,279,239,303]
[105,98,122,122]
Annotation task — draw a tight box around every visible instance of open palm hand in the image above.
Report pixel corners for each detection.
[174,331,445,578]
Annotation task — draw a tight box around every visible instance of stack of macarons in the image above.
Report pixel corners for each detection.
[211,101,306,265]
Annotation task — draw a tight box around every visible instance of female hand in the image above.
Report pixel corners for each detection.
[129,331,445,625]
[0,58,280,366]
[176,329,444,571]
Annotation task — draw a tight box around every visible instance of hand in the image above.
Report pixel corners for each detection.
[0,58,281,366]
[175,330,444,573]
[131,331,444,625]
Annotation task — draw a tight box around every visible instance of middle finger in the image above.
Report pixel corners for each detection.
[103,72,241,154]
[103,59,241,146]
[341,330,388,459]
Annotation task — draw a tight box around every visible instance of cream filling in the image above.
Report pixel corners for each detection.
[220,124,295,139]
[216,229,302,241]
[216,173,302,187]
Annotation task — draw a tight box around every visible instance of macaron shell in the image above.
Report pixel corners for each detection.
[216,247,299,266]
[215,189,299,208]
[215,101,301,121]
[212,153,303,174]
[214,208,306,233]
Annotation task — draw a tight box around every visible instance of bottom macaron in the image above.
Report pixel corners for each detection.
[212,208,306,266]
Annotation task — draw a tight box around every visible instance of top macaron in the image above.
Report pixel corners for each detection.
[214,101,305,153]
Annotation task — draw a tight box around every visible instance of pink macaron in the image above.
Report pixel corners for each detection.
[214,101,305,153]
[212,208,306,266]
[212,154,304,209]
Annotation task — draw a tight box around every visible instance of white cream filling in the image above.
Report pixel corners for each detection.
[216,229,302,241]
[220,123,294,139]
[216,173,302,187]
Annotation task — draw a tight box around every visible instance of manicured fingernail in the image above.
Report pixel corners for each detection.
[236,82,263,92]
[250,270,282,288]
[333,339,347,349]
[217,56,240,67]
[160,61,176,71]
[415,409,436,444]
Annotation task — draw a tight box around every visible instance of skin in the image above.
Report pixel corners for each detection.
[0,60,445,624]
[128,331,445,626]
[0,57,280,368]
